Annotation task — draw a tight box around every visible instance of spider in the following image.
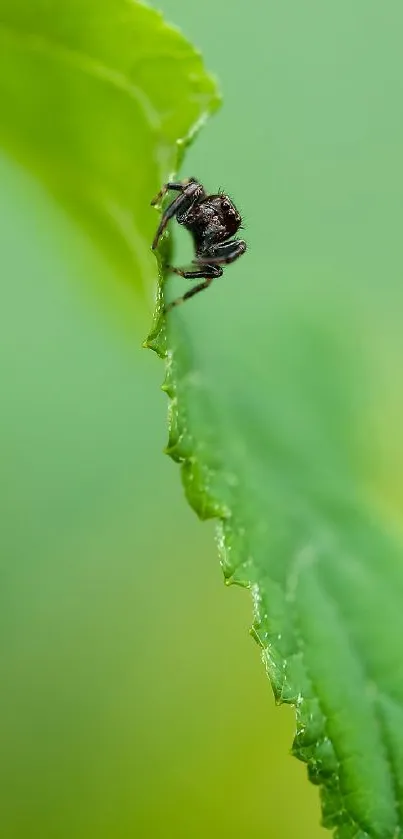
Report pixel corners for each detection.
[151,177,246,312]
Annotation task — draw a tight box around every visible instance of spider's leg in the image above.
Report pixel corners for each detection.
[150,178,197,207]
[165,264,222,312]
[151,181,202,250]
[169,264,222,280]
[197,238,247,265]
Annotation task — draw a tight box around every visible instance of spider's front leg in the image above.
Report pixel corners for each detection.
[151,179,202,250]
[150,177,196,207]
[198,238,247,266]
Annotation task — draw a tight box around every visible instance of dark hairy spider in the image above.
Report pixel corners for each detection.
[151,177,246,312]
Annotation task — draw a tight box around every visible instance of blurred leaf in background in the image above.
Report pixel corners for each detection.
[0,1,325,838]
[0,0,218,302]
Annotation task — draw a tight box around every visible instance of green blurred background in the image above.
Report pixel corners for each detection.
[3,0,402,836]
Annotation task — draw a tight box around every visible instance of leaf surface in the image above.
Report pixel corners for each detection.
[147,143,403,839]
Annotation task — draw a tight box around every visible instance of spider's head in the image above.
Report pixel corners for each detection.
[212,193,242,237]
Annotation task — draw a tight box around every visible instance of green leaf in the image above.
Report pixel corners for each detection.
[148,148,403,839]
[4,0,402,836]
[0,0,220,297]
